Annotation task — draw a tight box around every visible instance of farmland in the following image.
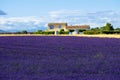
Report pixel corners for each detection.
[0,36,120,80]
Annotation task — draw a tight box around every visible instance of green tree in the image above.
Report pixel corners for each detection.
[91,27,100,31]
[100,26,106,31]
[59,29,64,34]
[22,30,27,34]
[105,23,114,31]
[59,29,69,34]
[16,32,21,34]
[37,30,43,34]
[69,29,74,32]
[115,28,120,31]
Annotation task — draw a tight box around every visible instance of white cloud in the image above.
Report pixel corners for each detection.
[48,10,120,27]
[0,16,47,31]
[0,10,120,31]
[49,9,86,18]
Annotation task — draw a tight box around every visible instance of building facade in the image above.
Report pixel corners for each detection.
[47,23,90,34]
[48,23,68,31]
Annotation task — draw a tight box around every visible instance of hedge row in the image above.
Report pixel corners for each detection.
[34,31,55,34]
[101,31,120,34]
[84,30,120,34]
[59,31,69,34]
[84,30,100,34]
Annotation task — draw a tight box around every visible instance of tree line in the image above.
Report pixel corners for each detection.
[7,22,120,35]
[84,23,120,34]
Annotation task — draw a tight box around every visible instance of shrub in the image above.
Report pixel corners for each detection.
[15,32,21,34]
[34,30,55,35]
[59,29,69,34]
[79,29,86,32]
[84,30,100,34]
[43,31,55,34]
[22,30,27,34]
[69,30,74,32]
[34,30,43,34]
[101,31,120,34]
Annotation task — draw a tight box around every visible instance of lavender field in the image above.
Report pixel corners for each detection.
[0,36,120,80]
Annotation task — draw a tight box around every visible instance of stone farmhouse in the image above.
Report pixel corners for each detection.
[47,23,90,34]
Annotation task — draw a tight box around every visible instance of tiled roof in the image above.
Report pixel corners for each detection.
[48,23,67,26]
[66,25,90,29]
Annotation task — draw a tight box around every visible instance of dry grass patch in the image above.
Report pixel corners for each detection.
[0,34,120,38]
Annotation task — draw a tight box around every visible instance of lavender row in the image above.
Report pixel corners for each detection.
[0,36,120,80]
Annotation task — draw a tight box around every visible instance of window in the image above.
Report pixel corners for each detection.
[49,25,54,29]
[59,25,62,29]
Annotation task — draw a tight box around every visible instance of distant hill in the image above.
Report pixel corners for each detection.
[0,30,6,33]
[0,10,6,15]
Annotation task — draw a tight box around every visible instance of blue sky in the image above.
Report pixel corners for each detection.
[0,0,120,17]
[0,0,120,31]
